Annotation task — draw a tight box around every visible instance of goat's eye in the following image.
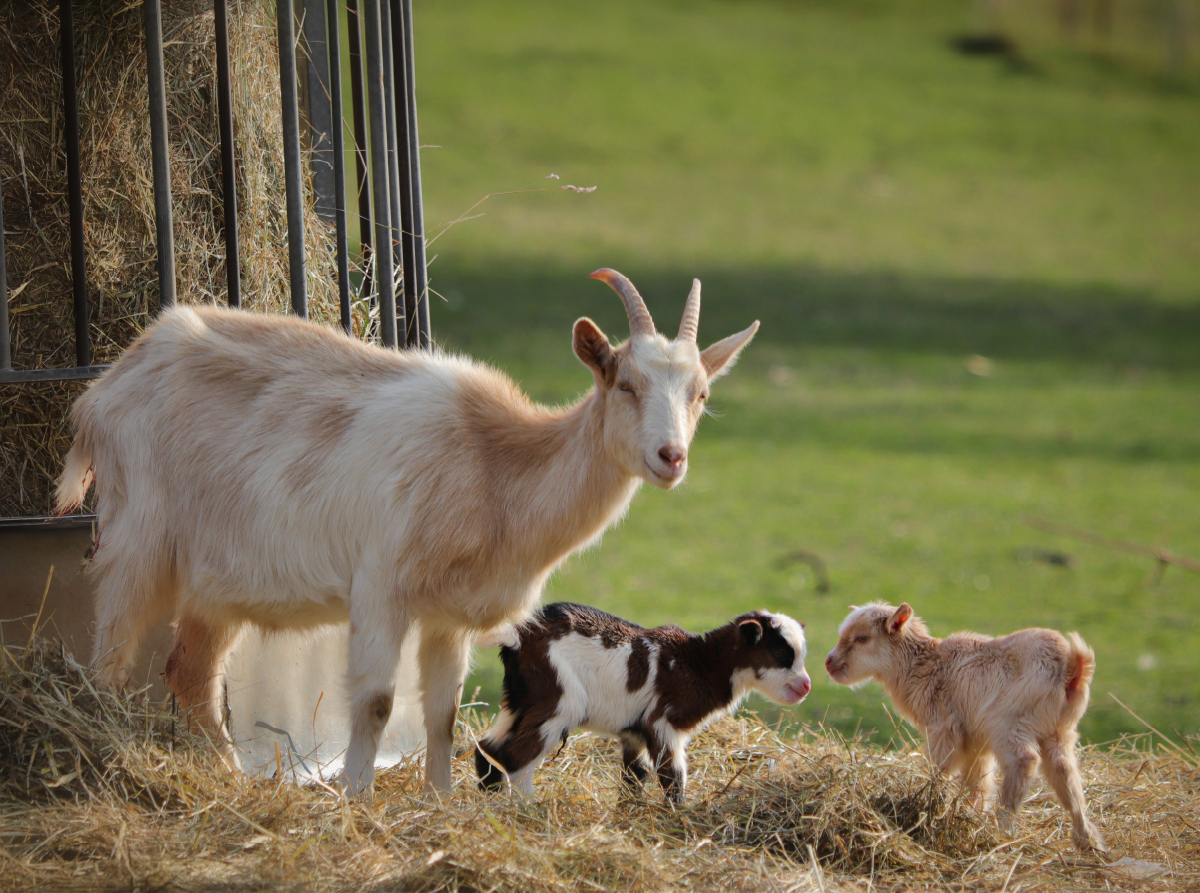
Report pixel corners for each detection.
[856,635,869,644]
[617,382,635,396]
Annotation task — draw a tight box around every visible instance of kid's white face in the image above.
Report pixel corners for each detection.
[826,605,892,686]
[749,614,812,706]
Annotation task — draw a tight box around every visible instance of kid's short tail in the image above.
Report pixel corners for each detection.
[1064,632,1095,699]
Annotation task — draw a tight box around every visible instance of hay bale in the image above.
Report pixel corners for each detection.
[0,636,221,808]
[2,631,1195,892]
[0,0,365,516]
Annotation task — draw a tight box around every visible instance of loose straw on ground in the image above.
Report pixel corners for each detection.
[1,631,1196,892]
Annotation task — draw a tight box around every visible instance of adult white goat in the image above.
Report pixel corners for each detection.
[56,269,759,794]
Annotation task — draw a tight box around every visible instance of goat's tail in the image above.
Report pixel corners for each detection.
[1064,632,1095,705]
[55,436,95,514]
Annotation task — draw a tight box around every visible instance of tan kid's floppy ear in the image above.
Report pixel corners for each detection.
[738,618,764,646]
[888,603,913,634]
[701,321,760,381]
[573,318,617,388]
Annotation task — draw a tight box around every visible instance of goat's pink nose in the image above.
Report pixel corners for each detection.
[797,677,811,697]
[658,445,686,467]
[824,653,834,667]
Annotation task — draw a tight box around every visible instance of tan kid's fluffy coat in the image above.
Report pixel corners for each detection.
[825,602,1106,852]
[56,269,758,795]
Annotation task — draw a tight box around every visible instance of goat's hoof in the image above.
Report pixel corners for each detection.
[216,747,242,773]
[1075,826,1108,856]
[421,780,454,799]
[336,773,371,800]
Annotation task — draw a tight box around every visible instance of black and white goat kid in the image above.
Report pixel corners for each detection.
[474,602,811,803]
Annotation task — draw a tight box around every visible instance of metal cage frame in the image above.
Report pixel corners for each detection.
[0,0,430,523]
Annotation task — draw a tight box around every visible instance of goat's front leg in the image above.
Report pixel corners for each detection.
[418,626,473,792]
[961,749,997,812]
[924,724,966,778]
[342,594,411,797]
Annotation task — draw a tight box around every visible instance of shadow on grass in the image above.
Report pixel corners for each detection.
[431,262,1200,376]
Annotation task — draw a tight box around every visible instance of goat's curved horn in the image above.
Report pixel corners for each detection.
[677,278,701,343]
[589,269,655,338]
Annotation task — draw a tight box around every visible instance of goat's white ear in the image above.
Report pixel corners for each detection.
[889,603,913,634]
[701,320,760,381]
[573,317,617,387]
[738,618,764,646]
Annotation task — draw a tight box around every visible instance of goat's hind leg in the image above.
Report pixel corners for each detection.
[474,738,510,791]
[511,718,576,798]
[995,739,1040,834]
[476,709,569,798]
[619,730,651,790]
[164,614,244,770]
[475,706,523,791]
[1040,731,1107,853]
[89,547,174,689]
[87,530,175,691]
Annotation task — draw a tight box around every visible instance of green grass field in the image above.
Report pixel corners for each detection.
[407,0,1200,745]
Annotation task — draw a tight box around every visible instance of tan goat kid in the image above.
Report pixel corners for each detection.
[825,603,1106,852]
[56,269,758,795]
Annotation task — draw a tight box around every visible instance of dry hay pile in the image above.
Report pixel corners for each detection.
[1,635,1197,892]
[0,0,364,516]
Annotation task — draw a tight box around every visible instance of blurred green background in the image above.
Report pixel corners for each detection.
[406,0,1199,745]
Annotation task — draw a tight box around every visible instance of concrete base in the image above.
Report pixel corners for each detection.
[0,525,425,777]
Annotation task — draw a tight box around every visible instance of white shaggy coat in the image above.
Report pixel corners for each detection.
[56,270,758,794]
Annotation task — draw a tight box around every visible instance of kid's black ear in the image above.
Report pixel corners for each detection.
[738,618,764,646]
[889,603,913,634]
[573,317,617,387]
